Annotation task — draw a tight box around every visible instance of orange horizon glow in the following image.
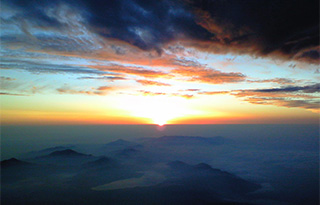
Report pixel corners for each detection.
[2,110,318,125]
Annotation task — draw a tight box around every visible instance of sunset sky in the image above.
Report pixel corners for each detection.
[1,0,319,125]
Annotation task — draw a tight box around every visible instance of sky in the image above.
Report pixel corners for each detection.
[0,0,319,125]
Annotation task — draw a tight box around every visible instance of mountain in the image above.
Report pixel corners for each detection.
[1,158,40,184]
[167,160,261,196]
[100,139,140,153]
[167,160,190,170]
[1,158,32,168]
[47,149,91,157]
[194,162,213,170]
[168,161,220,172]
[20,146,74,159]
[115,147,140,157]
[105,139,135,146]
[31,149,95,166]
[84,157,116,168]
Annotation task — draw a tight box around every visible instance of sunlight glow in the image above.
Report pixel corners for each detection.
[118,95,198,125]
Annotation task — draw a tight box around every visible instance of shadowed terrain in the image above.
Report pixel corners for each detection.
[2,134,319,204]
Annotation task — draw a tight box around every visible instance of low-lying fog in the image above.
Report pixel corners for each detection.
[1,125,319,204]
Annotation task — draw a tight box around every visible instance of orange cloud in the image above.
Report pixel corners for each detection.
[198,91,230,95]
[57,85,114,96]
[136,79,171,86]
[189,84,319,112]
[231,89,319,112]
[138,90,195,99]
[172,67,246,84]
[90,64,170,78]
[247,78,301,85]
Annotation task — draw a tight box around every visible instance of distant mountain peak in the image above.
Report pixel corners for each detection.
[116,147,139,157]
[48,149,89,157]
[4,157,19,162]
[105,139,136,146]
[85,156,115,168]
[40,146,71,152]
[167,160,189,169]
[169,160,187,165]
[168,161,223,173]
[1,158,32,167]
[194,163,213,170]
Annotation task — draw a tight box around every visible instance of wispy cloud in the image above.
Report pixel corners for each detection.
[246,78,300,85]
[0,76,16,81]
[253,83,320,93]
[88,64,170,78]
[193,83,320,112]
[198,91,230,95]
[0,59,108,75]
[138,90,194,99]
[136,79,171,86]
[231,83,320,112]
[78,76,127,81]
[0,92,29,96]
[1,0,319,120]
[172,66,246,84]
[57,85,115,96]
[1,0,318,62]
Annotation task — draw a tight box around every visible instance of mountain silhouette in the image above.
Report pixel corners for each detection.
[47,149,91,157]
[167,160,261,195]
[20,146,74,159]
[1,158,32,168]
[115,147,140,158]
[100,139,140,153]
[84,157,116,168]
[193,162,214,170]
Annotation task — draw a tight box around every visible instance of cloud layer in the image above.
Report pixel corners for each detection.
[1,0,319,115]
[1,0,319,61]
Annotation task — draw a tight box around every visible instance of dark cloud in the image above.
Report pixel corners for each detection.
[242,97,319,111]
[299,49,320,60]
[230,83,320,112]
[296,48,320,64]
[2,0,317,62]
[191,83,320,112]
[255,83,320,93]
[187,0,319,62]
[247,78,300,85]
[81,0,211,53]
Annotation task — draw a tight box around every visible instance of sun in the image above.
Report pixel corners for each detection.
[118,95,196,125]
[157,122,165,126]
[151,115,168,126]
